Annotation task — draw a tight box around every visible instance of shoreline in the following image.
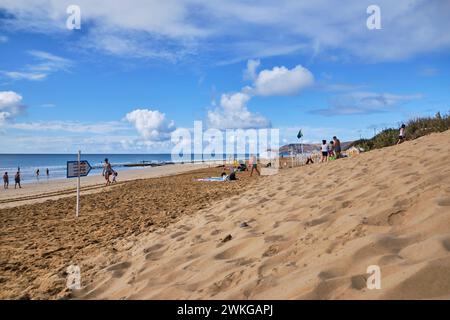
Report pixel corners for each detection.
[0,162,219,208]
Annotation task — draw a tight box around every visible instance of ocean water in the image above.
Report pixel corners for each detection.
[0,153,250,183]
[0,154,175,183]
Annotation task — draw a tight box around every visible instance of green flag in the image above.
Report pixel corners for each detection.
[297,129,303,139]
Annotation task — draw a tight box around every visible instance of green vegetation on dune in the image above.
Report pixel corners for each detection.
[349,112,450,151]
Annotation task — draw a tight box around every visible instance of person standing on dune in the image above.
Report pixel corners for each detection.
[333,136,341,158]
[321,140,328,163]
[397,124,406,144]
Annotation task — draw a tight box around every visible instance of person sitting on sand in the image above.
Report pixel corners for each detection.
[3,172,9,189]
[249,154,260,176]
[14,171,21,189]
[102,158,113,186]
[333,136,341,159]
[397,124,406,144]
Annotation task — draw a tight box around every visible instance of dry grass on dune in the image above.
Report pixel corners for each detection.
[0,167,256,299]
[78,130,450,300]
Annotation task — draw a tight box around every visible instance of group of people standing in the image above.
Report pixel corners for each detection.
[320,136,342,163]
[102,158,118,186]
[3,167,50,190]
[35,168,50,180]
[3,171,22,189]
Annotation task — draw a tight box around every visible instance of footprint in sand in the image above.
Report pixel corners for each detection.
[106,261,131,278]
[264,235,286,243]
[378,254,404,265]
[262,244,280,257]
[170,231,186,239]
[350,274,368,290]
[215,245,242,260]
[442,237,450,251]
[352,235,415,262]
[436,196,450,207]
[305,215,330,227]
[143,243,166,261]
[382,257,450,299]
[317,267,346,280]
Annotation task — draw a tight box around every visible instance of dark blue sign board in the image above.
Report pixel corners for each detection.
[67,160,92,178]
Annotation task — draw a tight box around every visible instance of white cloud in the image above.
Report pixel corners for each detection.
[243,59,260,80]
[207,92,270,129]
[40,103,56,108]
[0,35,8,43]
[2,50,72,81]
[313,91,423,115]
[0,91,25,125]
[1,1,449,62]
[8,120,127,134]
[3,71,47,81]
[251,64,314,96]
[125,109,176,141]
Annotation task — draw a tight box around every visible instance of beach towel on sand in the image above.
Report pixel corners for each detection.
[196,176,227,182]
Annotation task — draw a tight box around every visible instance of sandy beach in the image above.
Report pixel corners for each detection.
[0,163,215,209]
[1,130,450,299]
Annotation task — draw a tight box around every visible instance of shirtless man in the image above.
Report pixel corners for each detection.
[102,158,113,186]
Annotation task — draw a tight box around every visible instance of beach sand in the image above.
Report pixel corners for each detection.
[1,130,450,299]
[0,163,213,209]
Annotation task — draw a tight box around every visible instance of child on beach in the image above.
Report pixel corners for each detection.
[14,171,21,189]
[3,172,8,189]
[328,141,335,159]
[112,171,118,183]
[397,124,406,144]
[321,140,328,163]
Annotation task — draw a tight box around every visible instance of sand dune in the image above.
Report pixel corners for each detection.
[77,130,450,300]
[1,131,449,299]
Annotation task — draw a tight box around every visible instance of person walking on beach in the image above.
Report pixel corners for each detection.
[14,171,21,189]
[3,172,8,189]
[102,158,113,186]
[46,168,49,177]
[112,170,118,183]
[249,154,260,176]
[333,136,341,159]
[397,124,406,144]
[321,140,328,163]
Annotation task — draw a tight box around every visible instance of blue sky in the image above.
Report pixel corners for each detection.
[0,0,449,153]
